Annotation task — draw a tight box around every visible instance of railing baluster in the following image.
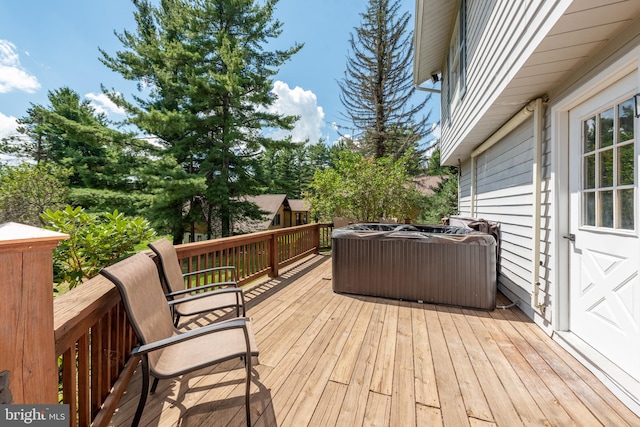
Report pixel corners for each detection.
[90,319,102,419]
[62,347,77,427]
[77,333,90,427]
[103,310,112,402]
[110,305,119,382]
[119,304,126,371]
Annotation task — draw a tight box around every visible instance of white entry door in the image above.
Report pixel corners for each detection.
[568,71,640,380]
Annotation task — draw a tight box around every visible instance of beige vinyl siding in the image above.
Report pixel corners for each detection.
[458,159,472,214]
[441,0,569,162]
[476,120,535,309]
[457,114,553,322]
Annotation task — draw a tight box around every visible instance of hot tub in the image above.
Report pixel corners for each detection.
[331,224,497,310]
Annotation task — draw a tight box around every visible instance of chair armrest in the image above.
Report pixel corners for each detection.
[183,266,237,282]
[131,317,251,356]
[167,287,245,306]
[166,281,239,298]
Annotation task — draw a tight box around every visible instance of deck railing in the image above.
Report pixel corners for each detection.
[51,223,333,427]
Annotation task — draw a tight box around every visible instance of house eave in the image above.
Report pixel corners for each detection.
[413,0,457,86]
[420,0,640,166]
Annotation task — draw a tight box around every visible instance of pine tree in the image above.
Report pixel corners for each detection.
[2,87,153,218]
[0,104,49,164]
[1,87,130,185]
[338,0,431,169]
[100,0,302,240]
[258,141,324,199]
[0,87,147,210]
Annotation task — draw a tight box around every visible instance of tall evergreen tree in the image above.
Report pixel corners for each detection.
[100,0,302,241]
[1,88,135,186]
[338,0,430,169]
[258,141,325,199]
[0,104,49,164]
[0,87,151,215]
[1,87,132,185]
[306,140,335,171]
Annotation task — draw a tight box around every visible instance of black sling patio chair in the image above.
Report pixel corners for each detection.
[148,238,246,326]
[100,253,259,427]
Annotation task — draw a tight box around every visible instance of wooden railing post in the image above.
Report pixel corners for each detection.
[0,222,68,404]
[313,224,320,255]
[268,232,279,278]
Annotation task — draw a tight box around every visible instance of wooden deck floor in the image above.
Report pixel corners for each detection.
[109,253,640,426]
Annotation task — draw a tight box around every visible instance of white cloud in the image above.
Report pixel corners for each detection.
[430,122,441,140]
[85,92,126,116]
[0,40,40,94]
[0,112,18,139]
[0,112,19,164]
[266,81,325,143]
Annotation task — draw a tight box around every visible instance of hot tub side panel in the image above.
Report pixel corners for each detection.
[332,234,496,310]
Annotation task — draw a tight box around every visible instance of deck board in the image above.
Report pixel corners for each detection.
[390,301,416,426]
[427,304,470,427]
[107,253,640,427]
[411,303,439,408]
[437,306,495,423]
[335,298,386,426]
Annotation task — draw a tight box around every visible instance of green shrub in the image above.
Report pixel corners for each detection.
[42,205,156,290]
[0,163,69,226]
[306,150,422,222]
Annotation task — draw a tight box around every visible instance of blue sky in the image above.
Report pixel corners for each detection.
[0,0,438,149]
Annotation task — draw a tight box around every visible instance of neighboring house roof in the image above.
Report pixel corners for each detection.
[233,195,311,234]
[245,194,288,217]
[415,0,640,164]
[288,199,310,212]
[414,175,446,197]
[235,194,287,234]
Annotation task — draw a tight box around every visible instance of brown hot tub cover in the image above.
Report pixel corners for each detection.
[331,224,497,310]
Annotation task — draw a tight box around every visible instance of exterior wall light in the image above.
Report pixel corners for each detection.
[635,93,640,118]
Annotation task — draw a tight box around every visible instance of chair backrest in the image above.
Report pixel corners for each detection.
[148,238,186,293]
[100,253,175,347]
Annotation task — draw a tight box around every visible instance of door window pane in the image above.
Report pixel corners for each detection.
[599,148,614,187]
[583,192,595,226]
[618,143,634,186]
[584,154,595,189]
[599,190,614,228]
[600,108,614,148]
[619,98,634,142]
[584,116,596,152]
[619,189,635,230]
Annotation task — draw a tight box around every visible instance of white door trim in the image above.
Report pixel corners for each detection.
[550,45,640,413]
[552,46,640,332]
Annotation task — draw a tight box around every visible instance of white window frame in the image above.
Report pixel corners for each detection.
[445,0,467,124]
[580,96,636,231]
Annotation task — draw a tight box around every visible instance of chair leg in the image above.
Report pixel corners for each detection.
[150,377,160,394]
[173,314,180,327]
[133,356,150,427]
[245,352,252,427]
